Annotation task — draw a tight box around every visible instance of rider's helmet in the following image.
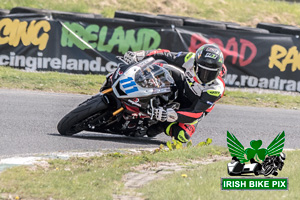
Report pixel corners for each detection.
[194,44,224,84]
[279,152,286,161]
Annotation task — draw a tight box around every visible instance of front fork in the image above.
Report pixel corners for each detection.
[101,87,124,116]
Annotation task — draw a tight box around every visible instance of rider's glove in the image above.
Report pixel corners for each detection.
[124,51,145,64]
[154,107,178,122]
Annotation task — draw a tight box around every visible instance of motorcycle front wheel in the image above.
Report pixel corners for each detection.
[57,94,108,136]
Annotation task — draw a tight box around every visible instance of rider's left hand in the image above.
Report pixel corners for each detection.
[154,107,178,122]
[124,51,137,64]
[124,51,146,64]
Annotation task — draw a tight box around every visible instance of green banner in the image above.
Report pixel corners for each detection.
[221,178,288,190]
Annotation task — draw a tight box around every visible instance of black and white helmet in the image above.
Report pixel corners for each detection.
[194,44,224,84]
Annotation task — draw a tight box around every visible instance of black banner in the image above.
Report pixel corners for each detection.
[0,14,299,92]
[175,26,300,92]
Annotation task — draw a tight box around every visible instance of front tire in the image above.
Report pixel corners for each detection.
[57,94,108,136]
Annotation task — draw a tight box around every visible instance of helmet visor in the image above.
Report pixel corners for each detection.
[196,64,220,83]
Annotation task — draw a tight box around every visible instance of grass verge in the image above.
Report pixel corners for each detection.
[3,0,300,27]
[0,147,298,200]
[0,66,105,94]
[140,150,299,200]
[0,145,228,200]
[221,90,300,110]
[1,66,300,109]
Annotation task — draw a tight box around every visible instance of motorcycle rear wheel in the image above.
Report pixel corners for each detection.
[263,165,274,176]
[57,94,108,136]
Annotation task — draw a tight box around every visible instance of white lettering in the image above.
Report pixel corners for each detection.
[258,78,268,88]
[240,181,246,187]
[26,56,37,70]
[286,80,296,91]
[224,74,238,85]
[240,75,248,86]
[90,57,101,72]
[106,61,117,72]
[10,52,15,66]
[280,181,286,187]
[15,55,25,67]
[0,55,9,65]
[43,57,51,69]
[50,58,61,69]
[269,76,280,89]
[226,74,300,92]
[67,59,78,70]
[226,181,232,187]
[279,79,287,90]
[78,59,89,71]
[247,76,258,87]
[0,52,117,74]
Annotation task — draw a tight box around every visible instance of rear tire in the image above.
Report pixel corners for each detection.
[57,94,108,136]
[263,165,274,176]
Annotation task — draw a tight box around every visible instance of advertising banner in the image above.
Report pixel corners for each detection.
[175,26,300,92]
[0,14,299,92]
[0,14,166,75]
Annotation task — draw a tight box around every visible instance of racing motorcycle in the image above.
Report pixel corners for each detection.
[261,152,286,176]
[57,57,180,137]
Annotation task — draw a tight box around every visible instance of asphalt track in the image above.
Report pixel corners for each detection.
[0,89,299,157]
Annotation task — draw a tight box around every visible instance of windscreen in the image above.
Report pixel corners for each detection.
[135,60,174,89]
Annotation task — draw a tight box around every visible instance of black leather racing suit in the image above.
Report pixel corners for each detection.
[139,49,226,142]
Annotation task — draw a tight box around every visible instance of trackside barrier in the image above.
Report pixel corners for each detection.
[0,7,300,92]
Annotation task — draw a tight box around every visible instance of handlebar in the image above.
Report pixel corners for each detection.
[116,56,129,65]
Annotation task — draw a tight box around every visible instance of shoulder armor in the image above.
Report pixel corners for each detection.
[203,78,225,97]
[184,52,195,62]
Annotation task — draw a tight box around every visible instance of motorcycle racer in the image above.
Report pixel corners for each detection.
[123,44,227,143]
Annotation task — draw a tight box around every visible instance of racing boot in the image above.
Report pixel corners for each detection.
[165,122,196,143]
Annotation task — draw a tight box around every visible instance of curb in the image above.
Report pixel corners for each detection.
[0,148,158,173]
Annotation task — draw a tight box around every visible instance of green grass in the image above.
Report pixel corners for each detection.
[0,147,298,200]
[0,66,105,94]
[0,145,228,200]
[220,90,300,110]
[140,150,300,200]
[3,0,300,27]
[2,0,90,13]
